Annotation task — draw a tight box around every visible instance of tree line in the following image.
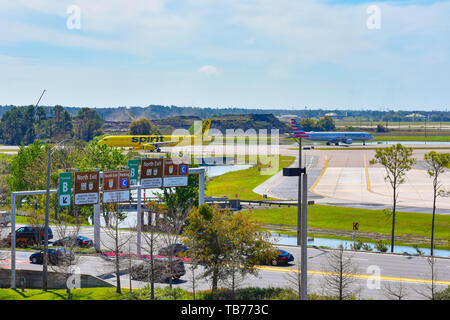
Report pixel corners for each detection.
[0,105,103,145]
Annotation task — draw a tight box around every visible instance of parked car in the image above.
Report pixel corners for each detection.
[29,248,75,265]
[53,235,93,248]
[8,226,53,246]
[158,243,190,257]
[129,257,186,282]
[0,211,11,227]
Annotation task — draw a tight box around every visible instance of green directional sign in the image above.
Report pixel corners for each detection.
[59,172,73,207]
[128,160,140,186]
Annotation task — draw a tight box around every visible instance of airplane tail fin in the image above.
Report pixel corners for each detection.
[291,118,309,138]
[194,119,211,139]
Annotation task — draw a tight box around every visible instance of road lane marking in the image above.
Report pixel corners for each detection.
[254,265,450,286]
[364,154,388,197]
[364,154,372,192]
[309,156,328,197]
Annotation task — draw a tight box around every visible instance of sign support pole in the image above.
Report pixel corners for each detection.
[10,190,56,289]
[137,185,142,255]
[199,169,205,205]
[10,193,16,289]
[94,203,101,251]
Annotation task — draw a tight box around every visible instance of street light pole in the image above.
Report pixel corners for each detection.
[43,137,72,290]
[300,172,308,300]
[297,138,302,246]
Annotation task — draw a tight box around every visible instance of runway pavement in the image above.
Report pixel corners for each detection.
[253,146,450,214]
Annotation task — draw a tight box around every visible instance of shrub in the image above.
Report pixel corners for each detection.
[435,286,450,300]
[200,287,292,300]
[350,240,363,251]
[375,240,388,252]
[413,245,425,256]
[57,213,88,225]
[376,124,389,133]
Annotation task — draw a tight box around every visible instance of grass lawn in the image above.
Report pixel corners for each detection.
[0,287,127,300]
[12,215,91,227]
[373,135,450,142]
[205,156,295,200]
[247,205,450,247]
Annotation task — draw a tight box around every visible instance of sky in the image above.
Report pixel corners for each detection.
[0,0,449,111]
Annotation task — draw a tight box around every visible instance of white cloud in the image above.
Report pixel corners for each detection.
[1,0,449,108]
[0,0,201,56]
[198,65,219,75]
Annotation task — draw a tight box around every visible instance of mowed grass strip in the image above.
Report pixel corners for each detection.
[0,287,126,300]
[247,205,450,242]
[205,156,295,200]
[373,136,450,142]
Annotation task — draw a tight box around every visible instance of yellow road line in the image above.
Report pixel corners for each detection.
[364,154,391,198]
[364,154,372,192]
[255,265,450,285]
[309,156,328,196]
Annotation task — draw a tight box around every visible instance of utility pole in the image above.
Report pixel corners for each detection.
[297,138,302,246]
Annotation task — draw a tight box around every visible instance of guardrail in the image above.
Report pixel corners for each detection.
[204,197,314,210]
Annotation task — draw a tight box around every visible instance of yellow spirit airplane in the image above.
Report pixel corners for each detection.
[98,119,211,152]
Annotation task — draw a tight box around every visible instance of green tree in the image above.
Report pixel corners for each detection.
[51,105,73,141]
[298,118,316,131]
[76,137,129,226]
[7,140,49,192]
[424,151,450,256]
[370,144,415,253]
[183,204,276,298]
[317,116,335,131]
[129,118,160,135]
[77,137,128,171]
[73,107,103,141]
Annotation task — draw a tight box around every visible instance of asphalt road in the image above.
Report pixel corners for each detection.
[1,224,449,300]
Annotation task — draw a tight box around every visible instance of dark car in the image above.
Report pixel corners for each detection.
[271,249,294,266]
[158,243,190,257]
[9,226,53,246]
[53,235,93,248]
[129,257,186,283]
[29,248,75,265]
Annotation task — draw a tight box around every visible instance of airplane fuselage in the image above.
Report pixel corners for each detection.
[302,132,373,144]
[98,119,212,151]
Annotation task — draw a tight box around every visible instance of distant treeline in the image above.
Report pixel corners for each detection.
[1,105,448,122]
[0,105,103,145]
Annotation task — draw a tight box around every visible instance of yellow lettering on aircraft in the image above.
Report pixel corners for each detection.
[98,119,211,152]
